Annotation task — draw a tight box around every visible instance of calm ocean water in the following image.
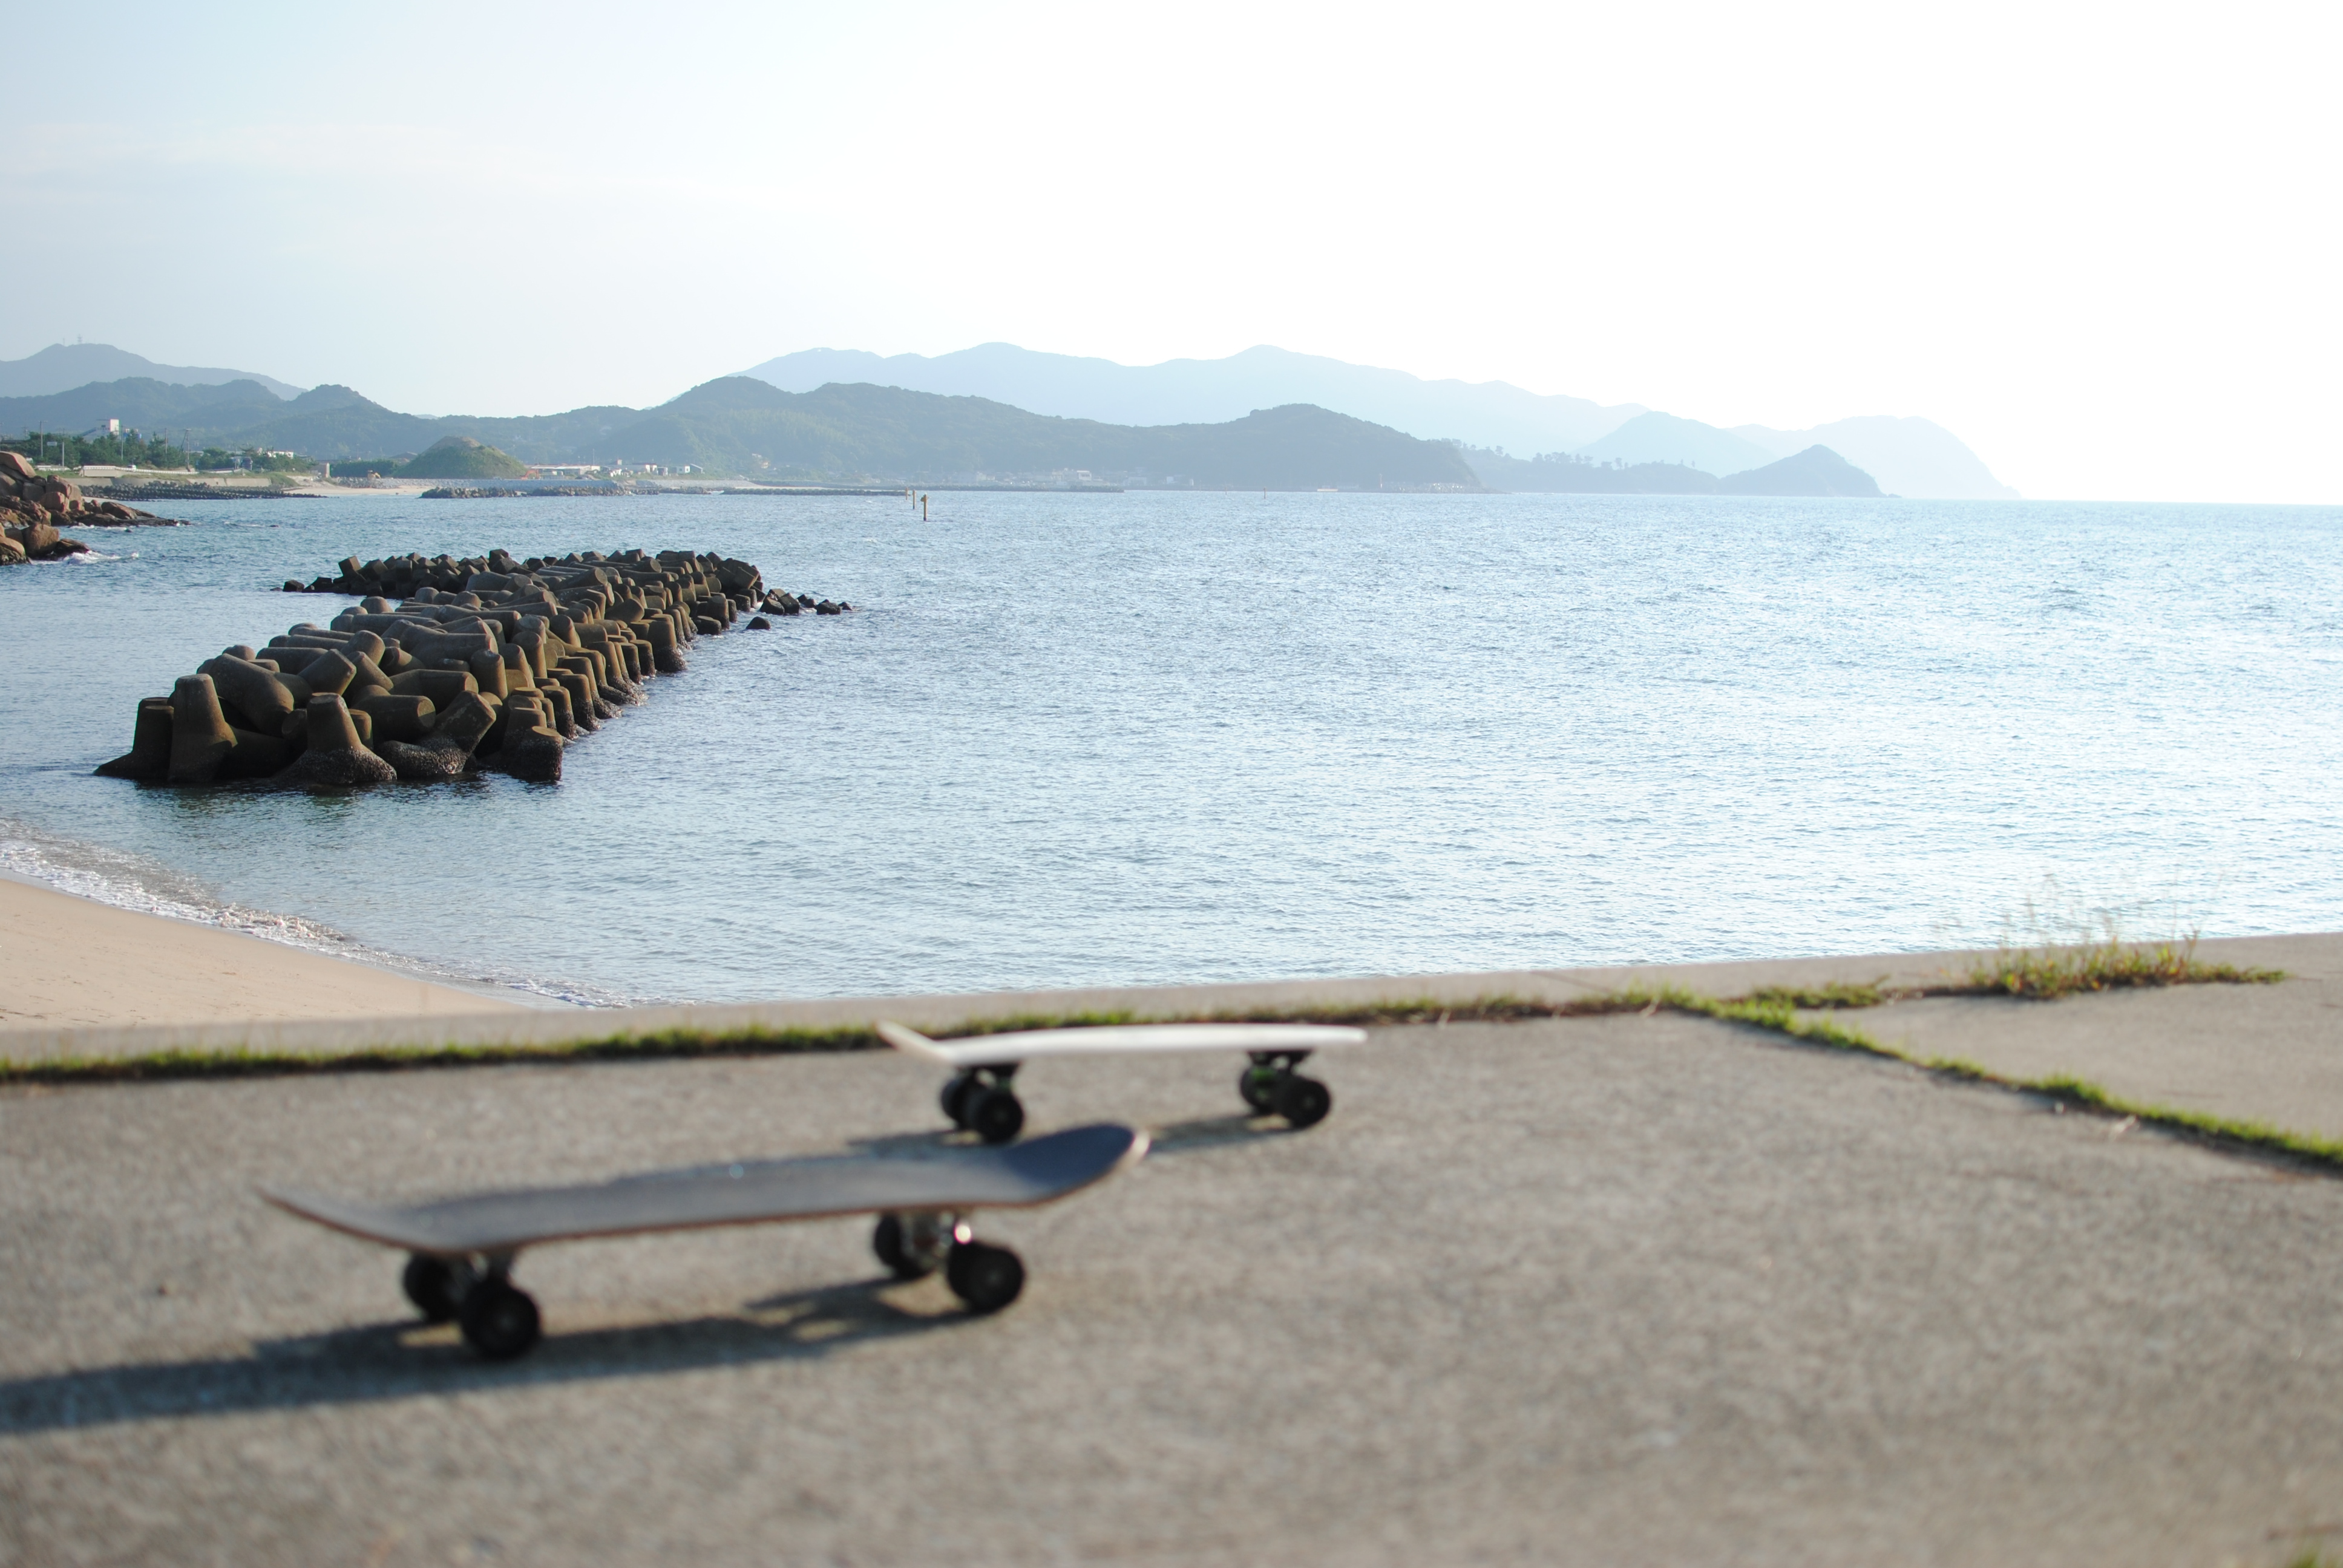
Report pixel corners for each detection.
[2,490,2337,1005]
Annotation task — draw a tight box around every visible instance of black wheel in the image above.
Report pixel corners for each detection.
[968,1086,1025,1145]
[1238,1065,1276,1113]
[1275,1074,1333,1129]
[945,1242,1026,1314]
[873,1214,935,1279]
[940,1072,979,1128]
[401,1253,464,1324]
[457,1281,542,1360]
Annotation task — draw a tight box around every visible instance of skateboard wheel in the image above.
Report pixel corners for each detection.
[945,1241,1025,1314]
[1274,1074,1332,1129]
[458,1281,542,1360]
[1238,1067,1276,1114]
[401,1253,464,1324]
[872,1214,936,1279]
[968,1087,1024,1145]
[941,1072,979,1129]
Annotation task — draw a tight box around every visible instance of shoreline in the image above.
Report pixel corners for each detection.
[0,875,537,1033]
[4,872,2339,1154]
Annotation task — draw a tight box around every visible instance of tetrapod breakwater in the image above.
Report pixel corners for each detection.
[94,546,827,789]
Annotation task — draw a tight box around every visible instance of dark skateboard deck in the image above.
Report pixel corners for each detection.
[263,1122,1146,1258]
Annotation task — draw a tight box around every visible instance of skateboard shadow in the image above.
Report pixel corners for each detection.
[0,1276,965,1437]
[847,1114,1298,1160]
[1140,1112,1296,1155]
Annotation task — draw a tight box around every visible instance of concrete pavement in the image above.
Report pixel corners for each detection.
[5,1010,2342,1564]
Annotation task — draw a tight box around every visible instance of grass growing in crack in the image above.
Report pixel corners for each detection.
[1746,980,1889,1010]
[1665,987,2343,1175]
[0,1024,886,1087]
[1965,937,2283,999]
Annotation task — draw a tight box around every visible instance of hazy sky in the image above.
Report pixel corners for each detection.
[5,1,2336,501]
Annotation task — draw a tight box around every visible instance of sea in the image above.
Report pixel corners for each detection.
[2,489,2337,1007]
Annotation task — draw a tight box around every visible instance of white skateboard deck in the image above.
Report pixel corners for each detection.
[876,1020,1366,1068]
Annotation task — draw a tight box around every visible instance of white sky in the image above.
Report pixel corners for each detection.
[4,0,2336,501]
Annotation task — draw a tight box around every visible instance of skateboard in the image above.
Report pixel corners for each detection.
[876,1021,1365,1143]
[262,1122,1149,1360]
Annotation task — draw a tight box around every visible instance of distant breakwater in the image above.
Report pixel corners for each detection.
[94,546,830,790]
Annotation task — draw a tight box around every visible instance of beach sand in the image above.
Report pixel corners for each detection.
[0,876,526,1031]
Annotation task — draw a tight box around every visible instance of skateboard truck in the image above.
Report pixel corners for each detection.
[1239,1050,1332,1128]
[400,1250,543,1359]
[870,1210,1026,1313]
[940,1064,1025,1144]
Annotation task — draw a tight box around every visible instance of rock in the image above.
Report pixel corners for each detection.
[287,694,396,786]
[96,698,174,779]
[167,675,238,784]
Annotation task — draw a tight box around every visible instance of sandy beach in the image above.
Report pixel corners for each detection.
[0,877,526,1032]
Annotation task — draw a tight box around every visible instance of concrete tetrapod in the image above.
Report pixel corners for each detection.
[102,547,788,791]
[378,693,497,780]
[166,675,238,785]
[286,694,398,787]
[96,698,175,780]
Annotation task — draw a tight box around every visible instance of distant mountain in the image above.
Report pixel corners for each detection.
[739,343,1647,457]
[0,377,287,438]
[603,381,1478,488]
[0,343,303,400]
[1457,443,1880,497]
[1717,445,1881,497]
[743,342,2018,499]
[0,374,1480,488]
[1573,412,1781,476]
[1731,416,2018,499]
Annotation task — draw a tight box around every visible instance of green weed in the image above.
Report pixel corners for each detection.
[1962,938,2282,1000]
[1746,980,1890,1010]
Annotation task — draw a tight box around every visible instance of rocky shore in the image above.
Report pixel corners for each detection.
[0,452,186,563]
[97,546,783,789]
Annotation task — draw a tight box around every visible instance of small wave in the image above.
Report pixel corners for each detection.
[0,818,627,1008]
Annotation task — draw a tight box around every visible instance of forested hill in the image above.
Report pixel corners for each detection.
[0,376,1482,490]
[1460,443,1885,497]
